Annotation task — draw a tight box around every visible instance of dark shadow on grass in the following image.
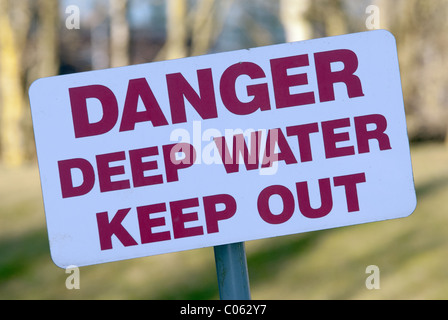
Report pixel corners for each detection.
[156,277,219,300]
[415,175,448,198]
[153,230,326,299]
[246,230,325,285]
[0,228,49,282]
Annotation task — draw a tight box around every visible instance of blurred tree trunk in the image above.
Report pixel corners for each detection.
[323,0,347,36]
[280,0,312,42]
[189,0,234,56]
[0,0,26,166]
[0,0,59,166]
[156,0,232,61]
[387,0,448,141]
[164,0,188,60]
[190,0,215,56]
[36,0,59,77]
[110,0,130,67]
[28,0,60,157]
[91,2,109,70]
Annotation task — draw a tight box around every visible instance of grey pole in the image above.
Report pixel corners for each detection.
[214,242,251,300]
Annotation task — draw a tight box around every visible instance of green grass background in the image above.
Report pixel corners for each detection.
[1,142,447,299]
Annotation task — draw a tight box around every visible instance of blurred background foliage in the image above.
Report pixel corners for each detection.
[0,0,448,299]
[0,0,448,166]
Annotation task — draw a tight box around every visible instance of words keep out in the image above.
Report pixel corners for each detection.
[96,172,366,250]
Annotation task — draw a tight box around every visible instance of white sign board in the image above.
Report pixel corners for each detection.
[29,30,416,268]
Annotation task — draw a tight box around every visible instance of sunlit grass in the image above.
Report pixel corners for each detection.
[1,142,448,299]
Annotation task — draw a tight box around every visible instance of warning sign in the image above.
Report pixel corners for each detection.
[29,30,416,268]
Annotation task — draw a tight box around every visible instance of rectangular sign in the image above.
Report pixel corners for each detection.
[29,30,416,268]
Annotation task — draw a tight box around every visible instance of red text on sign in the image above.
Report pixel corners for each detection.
[57,114,390,198]
[68,49,364,138]
[96,194,237,250]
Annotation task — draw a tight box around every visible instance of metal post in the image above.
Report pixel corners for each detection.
[214,242,251,300]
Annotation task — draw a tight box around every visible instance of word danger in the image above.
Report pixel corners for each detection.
[68,49,363,138]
